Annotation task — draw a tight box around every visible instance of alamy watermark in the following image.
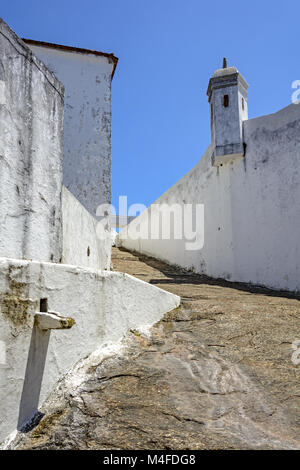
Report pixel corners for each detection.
[291,340,300,365]
[95,196,204,251]
[0,340,6,365]
[291,80,300,104]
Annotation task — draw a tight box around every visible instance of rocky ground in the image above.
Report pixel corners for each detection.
[12,247,300,449]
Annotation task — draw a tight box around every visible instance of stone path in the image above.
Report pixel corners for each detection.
[13,247,300,449]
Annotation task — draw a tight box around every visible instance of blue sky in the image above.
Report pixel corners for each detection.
[2,0,299,211]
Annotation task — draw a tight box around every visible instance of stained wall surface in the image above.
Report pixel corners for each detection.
[0,19,64,262]
[27,43,114,216]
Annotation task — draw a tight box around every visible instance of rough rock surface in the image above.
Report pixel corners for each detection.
[12,247,300,449]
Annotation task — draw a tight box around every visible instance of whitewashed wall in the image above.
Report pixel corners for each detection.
[0,257,180,444]
[0,20,178,445]
[62,186,111,271]
[118,103,300,292]
[0,20,64,263]
[28,44,114,217]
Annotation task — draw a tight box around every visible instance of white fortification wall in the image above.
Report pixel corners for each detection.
[27,42,115,217]
[118,103,300,292]
[0,20,64,263]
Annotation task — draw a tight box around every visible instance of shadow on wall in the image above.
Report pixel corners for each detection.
[17,325,50,431]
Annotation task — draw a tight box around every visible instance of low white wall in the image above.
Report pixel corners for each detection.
[62,186,111,271]
[0,257,179,443]
[118,103,300,292]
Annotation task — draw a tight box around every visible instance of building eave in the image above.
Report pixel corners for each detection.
[22,38,118,79]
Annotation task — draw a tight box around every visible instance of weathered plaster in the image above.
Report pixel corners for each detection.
[0,19,64,262]
[27,44,113,216]
[118,103,300,292]
[0,257,180,443]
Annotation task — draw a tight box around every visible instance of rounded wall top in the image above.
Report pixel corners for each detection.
[212,66,239,78]
[207,65,249,100]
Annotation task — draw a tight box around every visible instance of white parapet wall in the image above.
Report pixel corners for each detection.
[62,186,111,271]
[118,103,300,292]
[0,257,180,444]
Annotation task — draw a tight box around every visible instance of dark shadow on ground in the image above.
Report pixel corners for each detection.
[117,247,300,301]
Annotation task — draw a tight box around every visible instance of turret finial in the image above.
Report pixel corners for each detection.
[223,57,228,69]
